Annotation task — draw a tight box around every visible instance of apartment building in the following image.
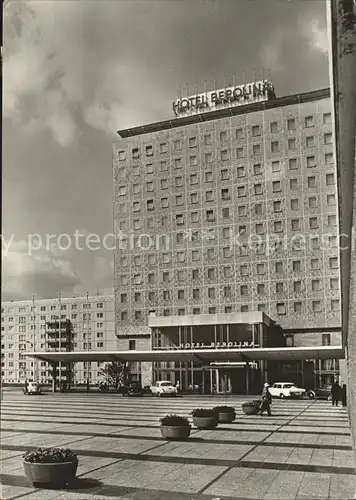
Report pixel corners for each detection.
[1,291,119,385]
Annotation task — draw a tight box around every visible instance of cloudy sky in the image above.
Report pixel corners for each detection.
[2,0,330,301]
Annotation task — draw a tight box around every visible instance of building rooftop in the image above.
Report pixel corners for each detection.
[117,87,330,139]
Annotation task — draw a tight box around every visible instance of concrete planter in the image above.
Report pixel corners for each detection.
[23,460,78,487]
[217,412,236,423]
[193,416,218,429]
[160,425,191,441]
[242,402,260,415]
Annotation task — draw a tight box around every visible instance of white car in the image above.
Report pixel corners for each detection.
[269,382,306,399]
[24,381,41,395]
[150,381,178,397]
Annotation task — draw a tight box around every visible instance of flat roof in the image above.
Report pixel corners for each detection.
[117,88,330,139]
[148,312,271,328]
[24,346,344,364]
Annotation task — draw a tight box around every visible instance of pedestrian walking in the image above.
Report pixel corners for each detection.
[176,380,180,393]
[341,384,347,407]
[24,378,29,394]
[259,383,272,416]
[331,381,342,406]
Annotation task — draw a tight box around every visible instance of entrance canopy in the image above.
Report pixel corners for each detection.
[24,346,344,364]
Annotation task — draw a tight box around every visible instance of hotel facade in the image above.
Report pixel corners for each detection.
[113,83,344,392]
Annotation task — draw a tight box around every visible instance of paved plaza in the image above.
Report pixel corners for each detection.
[0,393,355,500]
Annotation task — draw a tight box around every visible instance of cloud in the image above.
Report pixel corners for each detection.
[306,20,329,54]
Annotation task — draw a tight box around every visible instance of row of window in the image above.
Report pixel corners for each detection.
[117,114,332,160]
[120,277,340,303]
[117,174,336,215]
[117,150,334,176]
[119,298,340,321]
[119,258,339,285]
[1,303,106,315]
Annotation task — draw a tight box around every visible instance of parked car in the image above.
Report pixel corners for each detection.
[150,381,178,397]
[24,381,41,395]
[120,381,144,397]
[306,385,332,400]
[269,382,306,399]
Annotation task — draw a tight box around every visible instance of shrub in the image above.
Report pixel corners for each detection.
[23,448,77,464]
[191,408,216,418]
[213,406,235,414]
[160,414,190,426]
[242,400,261,407]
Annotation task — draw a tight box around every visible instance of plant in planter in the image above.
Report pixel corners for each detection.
[241,400,261,415]
[23,447,78,487]
[191,408,218,429]
[213,405,236,423]
[159,414,191,441]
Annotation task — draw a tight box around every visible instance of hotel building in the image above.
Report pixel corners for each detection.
[113,83,343,392]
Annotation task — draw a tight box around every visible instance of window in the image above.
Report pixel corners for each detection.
[191,212,199,223]
[325,152,334,164]
[305,115,314,127]
[129,340,136,350]
[257,284,265,294]
[287,118,295,131]
[189,137,197,148]
[274,221,283,233]
[324,133,332,145]
[253,144,261,155]
[204,134,212,145]
[326,173,335,185]
[254,184,263,195]
[328,214,336,227]
[148,291,155,301]
[329,257,338,269]
[331,299,340,311]
[288,158,297,170]
[134,311,142,320]
[236,128,244,139]
[270,121,278,133]
[121,311,128,321]
[294,302,302,313]
[163,271,170,282]
[293,260,301,272]
[306,136,315,147]
[294,280,301,293]
[240,285,248,296]
[174,140,182,151]
[307,156,316,168]
[177,289,185,300]
[177,270,185,281]
[221,169,229,181]
[208,288,216,299]
[323,112,331,125]
[237,186,246,197]
[193,308,200,315]
[190,155,197,166]
[222,207,230,219]
[271,141,279,153]
[192,249,200,261]
[307,176,316,188]
[309,217,318,229]
[206,210,215,222]
[277,303,286,315]
[207,268,215,279]
[174,158,182,170]
[255,203,263,215]
[309,196,317,208]
[330,278,339,290]
[160,142,168,153]
[273,201,282,212]
[275,262,283,274]
[221,188,230,200]
[178,308,185,316]
[288,139,296,151]
[291,219,300,231]
[311,258,319,271]
[193,288,200,299]
[272,181,281,192]
[272,160,280,172]
[190,192,198,204]
[257,263,265,275]
[256,223,264,234]
[220,131,227,142]
[312,301,322,312]
[206,191,214,202]
[163,290,170,301]
[252,125,261,137]
[312,279,320,291]
[160,160,168,171]
[327,194,336,206]
[236,147,244,158]
[220,150,228,161]
[176,214,184,225]
[238,205,247,216]
[290,179,298,190]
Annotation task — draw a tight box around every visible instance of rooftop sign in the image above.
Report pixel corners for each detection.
[173,80,275,117]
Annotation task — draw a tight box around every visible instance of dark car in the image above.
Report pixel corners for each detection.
[306,385,332,400]
[120,381,144,397]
